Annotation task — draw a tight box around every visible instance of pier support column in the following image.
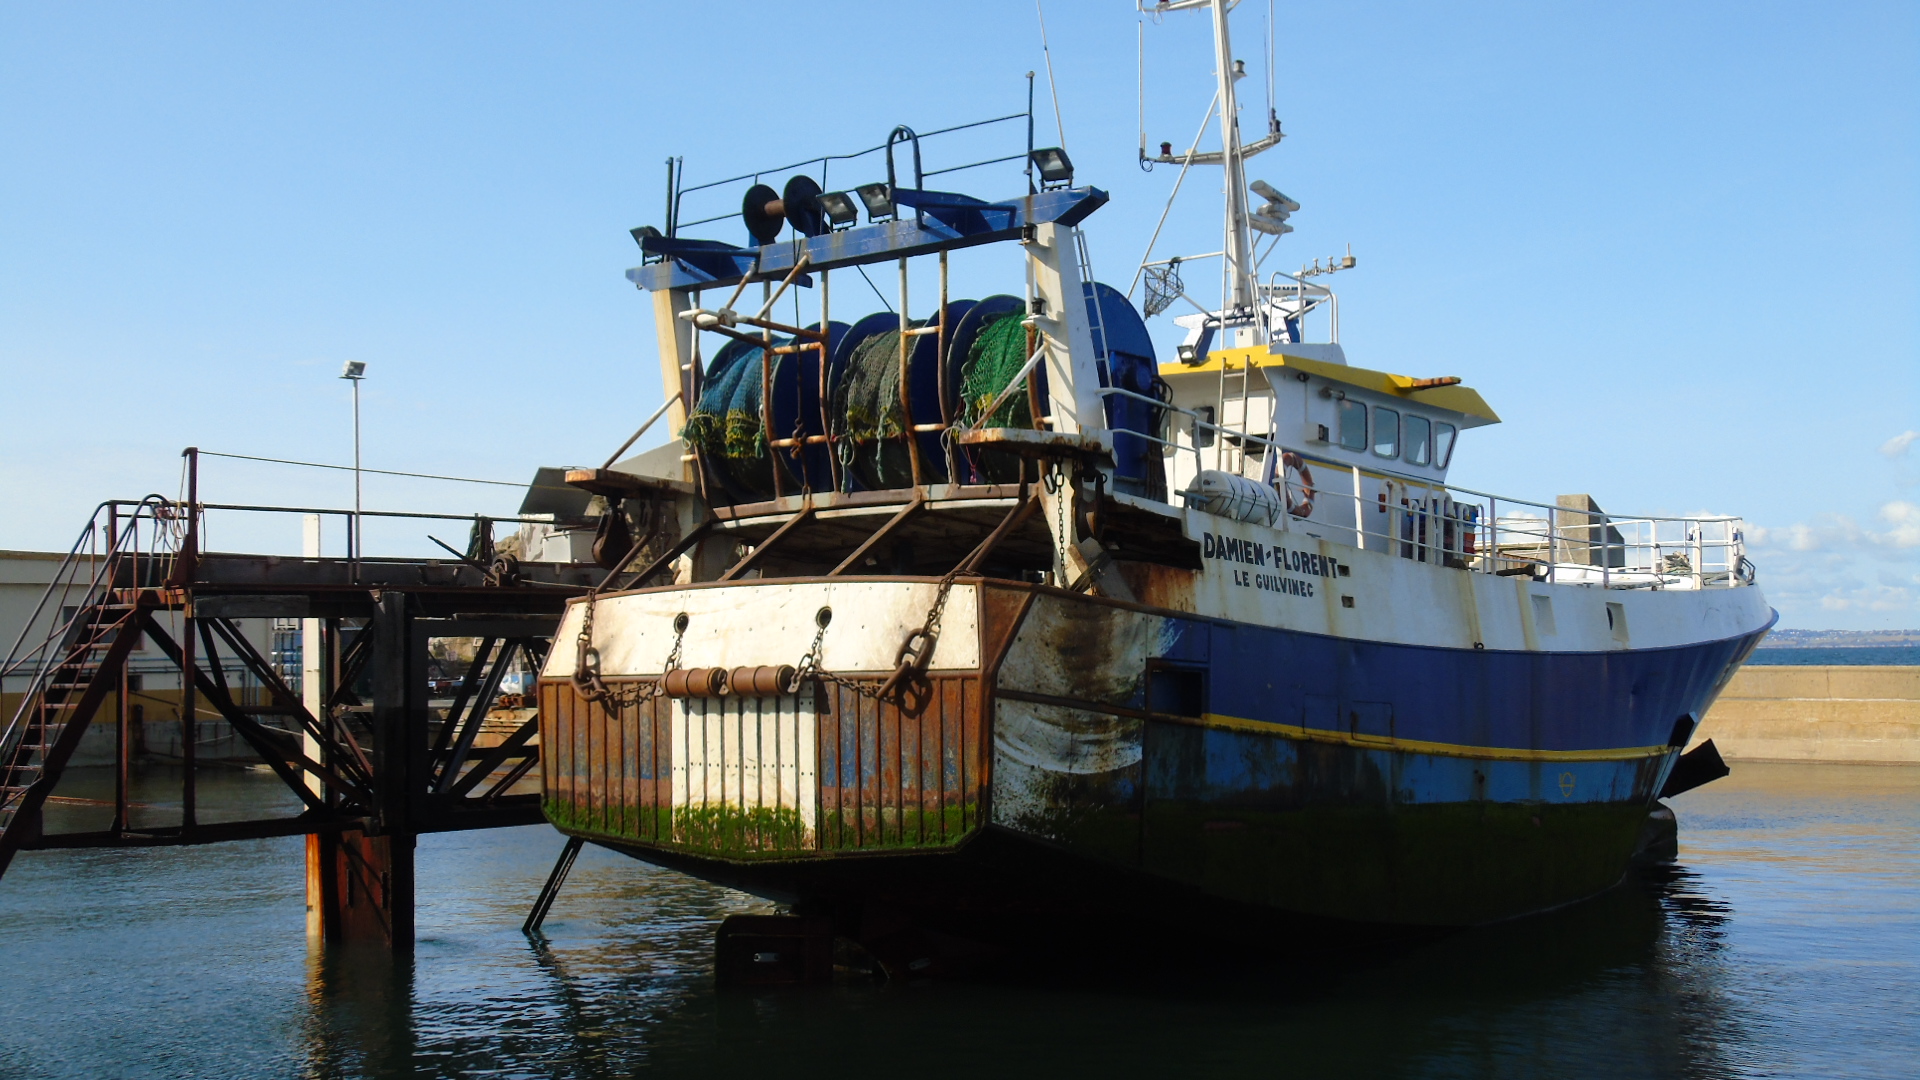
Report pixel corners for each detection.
[308,829,414,950]
[302,515,329,942]
[370,590,418,954]
[308,590,418,955]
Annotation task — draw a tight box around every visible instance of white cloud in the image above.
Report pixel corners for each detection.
[1750,516,1863,552]
[1880,501,1920,548]
[1815,581,1918,612]
[1750,507,1920,553]
[1880,430,1919,459]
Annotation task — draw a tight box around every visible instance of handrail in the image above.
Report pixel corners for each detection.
[1092,384,1751,590]
[0,496,177,686]
[1,495,184,760]
[669,110,1032,236]
[1094,384,1741,528]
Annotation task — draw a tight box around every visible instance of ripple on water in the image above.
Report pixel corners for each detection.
[1,762,1913,1079]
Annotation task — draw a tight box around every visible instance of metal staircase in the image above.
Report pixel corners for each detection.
[0,451,569,950]
[0,503,173,875]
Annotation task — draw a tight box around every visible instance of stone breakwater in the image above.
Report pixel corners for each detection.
[1694,666,1920,764]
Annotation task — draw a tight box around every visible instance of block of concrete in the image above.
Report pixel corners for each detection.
[1695,665,1920,764]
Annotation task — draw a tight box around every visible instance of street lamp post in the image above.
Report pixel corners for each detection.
[340,361,366,566]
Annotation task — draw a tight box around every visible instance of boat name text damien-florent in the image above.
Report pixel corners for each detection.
[1202,531,1345,597]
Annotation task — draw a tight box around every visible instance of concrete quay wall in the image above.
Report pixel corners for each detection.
[1696,665,1920,764]
[3,690,270,767]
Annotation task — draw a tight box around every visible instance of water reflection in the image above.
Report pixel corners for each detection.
[2,763,1912,1079]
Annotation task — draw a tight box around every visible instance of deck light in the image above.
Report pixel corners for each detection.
[1030,147,1074,186]
[629,225,662,249]
[855,183,894,221]
[817,191,859,228]
[338,361,366,560]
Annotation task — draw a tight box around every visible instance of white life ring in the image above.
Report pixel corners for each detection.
[1280,451,1315,518]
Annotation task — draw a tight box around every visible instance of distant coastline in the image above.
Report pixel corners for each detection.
[1746,629,1920,666]
[1754,628,1920,649]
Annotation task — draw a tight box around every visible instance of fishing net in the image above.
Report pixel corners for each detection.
[958,309,1032,428]
[1143,261,1182,318]
[834,322,924,489]
[682,348,750,458]
[684,339,785,495]
[955,307,1033,484]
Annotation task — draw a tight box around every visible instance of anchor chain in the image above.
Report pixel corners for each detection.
[573,561,971,710]
[572,594,685,708]
[793,568,971,706]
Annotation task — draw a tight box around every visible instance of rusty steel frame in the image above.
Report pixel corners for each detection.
[1,449,573,936]
[719,501,815,581]
[829,493,927,575]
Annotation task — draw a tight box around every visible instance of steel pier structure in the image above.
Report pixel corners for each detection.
[0,449,598,952]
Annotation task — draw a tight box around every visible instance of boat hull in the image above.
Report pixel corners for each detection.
[539,575,1769,934]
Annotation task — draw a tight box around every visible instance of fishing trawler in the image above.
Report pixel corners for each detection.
[538,0,1770,975]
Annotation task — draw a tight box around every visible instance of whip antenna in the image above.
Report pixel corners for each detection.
[1036,0,1068,151]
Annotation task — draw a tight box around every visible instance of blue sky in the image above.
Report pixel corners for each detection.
[2,1,1913,628]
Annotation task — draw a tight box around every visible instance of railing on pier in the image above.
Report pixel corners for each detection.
[1,447,580,912]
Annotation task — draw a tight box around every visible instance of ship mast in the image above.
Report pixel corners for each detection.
[1142,0,1283,342]
[1207,0,1258,324]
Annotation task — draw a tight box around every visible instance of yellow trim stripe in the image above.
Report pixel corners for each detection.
[1162,711,1669,763]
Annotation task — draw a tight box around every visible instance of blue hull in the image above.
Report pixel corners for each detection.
[988,590,1775,926]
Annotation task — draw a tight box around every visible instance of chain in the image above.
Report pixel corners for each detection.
[571,546,971,711]
[795,568,970,706]
[1048,462,1069,583]
[572,593,685,708]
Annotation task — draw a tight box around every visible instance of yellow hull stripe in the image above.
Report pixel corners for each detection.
[1159,711,1670,763]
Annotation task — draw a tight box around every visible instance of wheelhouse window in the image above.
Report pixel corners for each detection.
[1435,422,1458,467]
[1337,399,1367,451]
[1405,415,1432,466]
[1372,407,1400,458]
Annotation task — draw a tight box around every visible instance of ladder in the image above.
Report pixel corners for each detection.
[1215,342,1252,475]
[1077,233,1113,353]
[0,585,144,876]
[1076,230,1116,430]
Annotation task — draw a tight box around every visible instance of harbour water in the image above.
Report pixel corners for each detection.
[1747,646,1920,666]
[1,762,1913,1079]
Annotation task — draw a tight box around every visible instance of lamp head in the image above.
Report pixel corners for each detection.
[854,183,894,221]
[340,361,367,381]
[1030,146,1074,186]
[816,191,859,228]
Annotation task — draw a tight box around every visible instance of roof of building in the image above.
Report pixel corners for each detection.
[0,550,71,562]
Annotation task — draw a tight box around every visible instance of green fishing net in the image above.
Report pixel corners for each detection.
[959,309,1032,428]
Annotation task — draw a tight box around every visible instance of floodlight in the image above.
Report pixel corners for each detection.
[855,183,894,220]
[1030,147,1074,186]
[629,225,662,248]
[341,361,366,380]
[817,191,859,228]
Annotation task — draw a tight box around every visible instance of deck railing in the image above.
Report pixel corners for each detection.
[1094,385,1753,591]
